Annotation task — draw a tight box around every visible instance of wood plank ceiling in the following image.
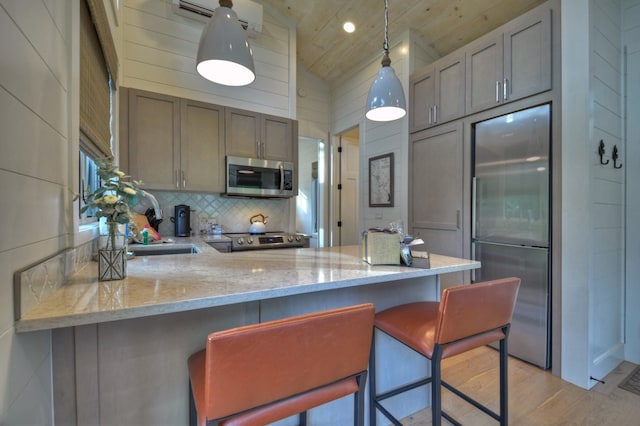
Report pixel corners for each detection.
[258,0,546,83]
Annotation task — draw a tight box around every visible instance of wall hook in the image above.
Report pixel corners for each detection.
[612,145,623,169]
[598,140,609,165]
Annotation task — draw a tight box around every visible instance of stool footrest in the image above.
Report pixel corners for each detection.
[441,380,501,421]
[375,377,431,402]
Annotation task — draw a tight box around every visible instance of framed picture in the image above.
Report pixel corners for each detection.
[369,153,394,207]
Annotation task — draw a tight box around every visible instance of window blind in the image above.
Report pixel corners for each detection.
[80,0,117,157]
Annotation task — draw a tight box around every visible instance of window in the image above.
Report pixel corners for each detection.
[79,149,100,224]
[78,0,118,225]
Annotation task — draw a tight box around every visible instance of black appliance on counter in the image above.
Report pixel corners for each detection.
[172,204,191,237]
[219,232,309,251]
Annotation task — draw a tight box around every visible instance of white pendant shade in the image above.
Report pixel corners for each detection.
[365,0,406,122]
[196,6,255,86]
[365,65,407,121]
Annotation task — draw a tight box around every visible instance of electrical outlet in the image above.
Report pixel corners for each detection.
[199,216,213,234]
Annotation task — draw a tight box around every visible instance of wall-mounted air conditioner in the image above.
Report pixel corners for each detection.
[172,0,263,34]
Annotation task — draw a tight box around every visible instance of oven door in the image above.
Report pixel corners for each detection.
[226,156,294,198]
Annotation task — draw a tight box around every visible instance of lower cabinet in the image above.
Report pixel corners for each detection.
[409,122,465,288]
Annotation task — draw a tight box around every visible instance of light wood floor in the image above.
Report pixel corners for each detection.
[399,346,640,425]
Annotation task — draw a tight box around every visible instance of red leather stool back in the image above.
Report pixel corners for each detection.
[189,303,374,425]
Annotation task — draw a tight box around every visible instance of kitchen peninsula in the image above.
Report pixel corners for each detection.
[15,241,479,425]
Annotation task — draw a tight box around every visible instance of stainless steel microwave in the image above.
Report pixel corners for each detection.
[226,156,295,198]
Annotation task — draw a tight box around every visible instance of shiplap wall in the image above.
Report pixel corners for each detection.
[121,0,296,118]
[561,0,626,389]
[588,0,625,383]
[623,0,640,363]
[0,1,73,424]
[296,66,330,141]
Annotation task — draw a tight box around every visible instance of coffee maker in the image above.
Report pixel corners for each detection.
[173,204,191,237]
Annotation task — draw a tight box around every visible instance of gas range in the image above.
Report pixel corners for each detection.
[224,232,309,251]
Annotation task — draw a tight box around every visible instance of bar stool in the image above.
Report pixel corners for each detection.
[369,277,520,426]
[188,303,375,426]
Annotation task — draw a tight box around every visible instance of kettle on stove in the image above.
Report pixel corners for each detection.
[248,213,268,234]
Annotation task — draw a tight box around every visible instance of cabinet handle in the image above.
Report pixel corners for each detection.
[495,81,501,102]
[279,164,284,191]
[471,242,477,282]
[175,170,180,189]
[428,105,432,125]
[503,78,508,100]
[456,209,460,229]
[256,140,261,157]
[433,104,438,123]
[182,170,187,189]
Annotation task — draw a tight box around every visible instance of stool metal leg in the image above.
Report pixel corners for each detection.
[431,345,443,426]
[499,325,510,426]
[369,330,377,426]
[188,381,197,426]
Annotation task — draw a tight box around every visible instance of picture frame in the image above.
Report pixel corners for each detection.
[368,153,394,207]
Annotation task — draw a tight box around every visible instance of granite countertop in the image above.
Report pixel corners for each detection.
[15,238,480,332]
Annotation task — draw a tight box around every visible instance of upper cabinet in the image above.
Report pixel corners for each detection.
[410,3,552,127]
[123,89,225,193]
[225,107,296,163]
[180,99,225,192]
[125,89,181,191]
[410,52,465,133]
[465,5,551,114]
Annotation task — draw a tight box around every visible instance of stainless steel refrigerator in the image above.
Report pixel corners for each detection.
[472,104,551,369]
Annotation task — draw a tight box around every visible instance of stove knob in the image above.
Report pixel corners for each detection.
[287,235,294,242]
[295,235,302,242]
[237,238,244,245]
[247,238,254,245]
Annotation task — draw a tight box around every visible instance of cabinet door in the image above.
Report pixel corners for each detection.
[409,67,435,133]
[434,52,465,125]
[225,107,260,158]
[180,99,225,192]
[465,34,504,115]
[262,114,293,162]
[128,89,180,190]
[504,6,551,102]
[410,123,463,247]
[410,122,464,289]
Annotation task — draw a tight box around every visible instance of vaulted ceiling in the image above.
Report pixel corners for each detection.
[259,0,546,83]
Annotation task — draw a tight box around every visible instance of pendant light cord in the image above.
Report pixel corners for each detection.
[381,0,391,67]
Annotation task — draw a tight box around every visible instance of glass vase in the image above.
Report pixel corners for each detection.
[98,221,127,281]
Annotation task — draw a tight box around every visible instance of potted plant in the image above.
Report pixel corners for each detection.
[80,157,141,281]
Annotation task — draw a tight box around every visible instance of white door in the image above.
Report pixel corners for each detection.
[333,129,360,246]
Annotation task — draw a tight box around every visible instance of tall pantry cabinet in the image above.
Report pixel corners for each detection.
[409,1,552,288]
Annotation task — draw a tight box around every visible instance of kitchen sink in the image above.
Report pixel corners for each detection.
[129,243,200,256]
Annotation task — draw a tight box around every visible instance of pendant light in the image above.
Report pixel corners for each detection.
[196,0,256,86]
[365,0,406,121]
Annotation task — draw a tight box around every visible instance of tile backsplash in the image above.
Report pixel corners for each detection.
[136,191,292,237]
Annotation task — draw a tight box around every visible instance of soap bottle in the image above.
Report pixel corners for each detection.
[142,225,149,245]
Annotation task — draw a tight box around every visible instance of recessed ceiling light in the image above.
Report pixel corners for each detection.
[343,21,355,33]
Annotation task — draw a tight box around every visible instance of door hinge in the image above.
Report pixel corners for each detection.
[337,146,343,153]
[337,184,342,190]
[337,221,342,227]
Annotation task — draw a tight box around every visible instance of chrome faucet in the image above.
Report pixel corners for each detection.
[139,189,162,220]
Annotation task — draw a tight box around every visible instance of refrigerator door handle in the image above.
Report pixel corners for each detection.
[471,177,477,239]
